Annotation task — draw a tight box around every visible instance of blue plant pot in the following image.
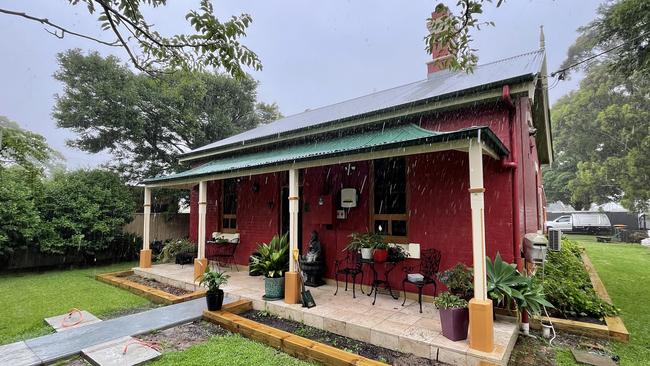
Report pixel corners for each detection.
[263,276,285,300]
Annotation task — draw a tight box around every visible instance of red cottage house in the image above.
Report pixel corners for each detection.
[140,24,552,355]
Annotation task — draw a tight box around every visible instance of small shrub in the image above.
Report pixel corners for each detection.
[433,292,468,309]
[538,238,618,318]
[438,263,473,299]
[157,239,195,263]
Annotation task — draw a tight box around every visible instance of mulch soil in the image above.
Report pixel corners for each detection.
[547,308,606,325]
[241,310,448,366]
[58,320,229,365]
[508,328,619,366]
[126,274,192,296]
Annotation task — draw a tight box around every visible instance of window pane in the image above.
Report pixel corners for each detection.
[223,179,237,214]
[392,220,407,236]
[374,220,389,235]
[222,218,229,229]
[229,218,236,229]
[374,158,406,214]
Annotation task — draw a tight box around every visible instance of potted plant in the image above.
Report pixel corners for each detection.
[249,233,289,300]
[433,292,469,341]
[387,244,410,263]
[372,240,389,262]
[346,232,382,260]
[438,263,474,300]
[196,267,230,311]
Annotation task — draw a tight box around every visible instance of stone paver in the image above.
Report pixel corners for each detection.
[45,310,102,332]
[82,336,161,366]
[0,296,227,365]
[0,341,40,366]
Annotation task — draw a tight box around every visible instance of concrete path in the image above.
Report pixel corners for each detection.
[0,297,230,365]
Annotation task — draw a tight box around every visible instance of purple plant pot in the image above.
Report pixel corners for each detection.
[440,307,469,341]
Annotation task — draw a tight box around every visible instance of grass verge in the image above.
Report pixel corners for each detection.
[148,334,313,366]
[0,262,151,344]
[554,235,650,365]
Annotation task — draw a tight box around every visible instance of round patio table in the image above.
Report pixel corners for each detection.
[360,258,402,305]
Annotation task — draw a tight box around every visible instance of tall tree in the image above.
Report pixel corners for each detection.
[255,102,283,124]
[561,0,650,79]
[0,116,62,175]
[53,49,267,182]
[0,0,261,77]
[544,62,650,211]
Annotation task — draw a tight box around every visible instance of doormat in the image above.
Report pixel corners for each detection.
[44,309,102,332]
[82,336,161,366]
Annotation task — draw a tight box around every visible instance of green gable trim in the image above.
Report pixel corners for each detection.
[144,124,508,185]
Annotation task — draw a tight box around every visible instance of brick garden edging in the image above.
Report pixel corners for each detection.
[531,251,630,342]
[96,270,206,305]
[204,300,387,366]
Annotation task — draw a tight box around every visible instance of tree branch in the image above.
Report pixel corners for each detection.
[99,3,151,75]
[0,7,120,47]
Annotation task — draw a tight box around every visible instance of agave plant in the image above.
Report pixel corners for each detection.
[249,234,289,278]
[515,276,554,317]
[486,253,528,309]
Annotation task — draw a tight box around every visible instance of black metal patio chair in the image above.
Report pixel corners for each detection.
[401,248,442,313]
[334,250,364,298]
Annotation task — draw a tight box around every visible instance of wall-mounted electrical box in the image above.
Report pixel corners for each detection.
[340,188,357,208]
[336,210,346,219]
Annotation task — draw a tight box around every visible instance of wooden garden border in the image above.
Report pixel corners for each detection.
[204,300,386,366]
[96,270,205,305]
[531,251,629,342]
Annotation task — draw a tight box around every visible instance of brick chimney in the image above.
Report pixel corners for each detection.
[426,3,454,76]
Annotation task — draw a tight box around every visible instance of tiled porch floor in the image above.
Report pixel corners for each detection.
[133,264,518,365]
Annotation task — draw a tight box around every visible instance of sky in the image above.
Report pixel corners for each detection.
[0,0,603,169]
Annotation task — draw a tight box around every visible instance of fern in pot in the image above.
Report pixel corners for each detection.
[434,292,469,341]
[346,232,383,260]
[249,234,289,300]
[196,267,230,311]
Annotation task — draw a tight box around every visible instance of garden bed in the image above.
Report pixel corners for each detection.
[240,310,442,366]
[125,274,191,296]
[96,270,205,305]
[531,241,629,342]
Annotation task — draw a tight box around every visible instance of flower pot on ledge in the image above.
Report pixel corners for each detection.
[361,248,373,260]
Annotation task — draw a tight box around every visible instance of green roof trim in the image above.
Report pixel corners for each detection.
[144,124,508,184]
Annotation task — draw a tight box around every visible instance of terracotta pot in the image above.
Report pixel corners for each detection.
[373,249,388,263]
[206,289,224,311]
[440,307,469,341]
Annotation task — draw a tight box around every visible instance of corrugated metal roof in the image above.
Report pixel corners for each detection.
[145,124,508,184]
[185,50,544,157]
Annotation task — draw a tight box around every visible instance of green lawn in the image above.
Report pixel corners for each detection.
[0,262,151,344]
[561,235,650,366]
[148,334,312,366]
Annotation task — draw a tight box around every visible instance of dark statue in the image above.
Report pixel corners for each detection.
[300,231,325,287]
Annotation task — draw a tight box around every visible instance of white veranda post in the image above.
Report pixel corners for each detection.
[194,181,208,279]
[469,138,487,300]
[197,181,207,260]
[288,169,299,272]
[143,187,151,251]
[140,186,152,268]
[467,135,494,352]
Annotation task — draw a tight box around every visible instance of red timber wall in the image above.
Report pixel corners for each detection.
[188,98,545,294]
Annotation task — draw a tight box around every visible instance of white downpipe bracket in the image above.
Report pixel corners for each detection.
[143,187,152,251]
[197,181,207,260]
[288,169,300,272]
[469,137,487,301]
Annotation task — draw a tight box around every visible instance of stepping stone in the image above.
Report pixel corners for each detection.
[82,336,161,366]
[45,310,102,332]
[571,349,617,366]
[0,341,41,366]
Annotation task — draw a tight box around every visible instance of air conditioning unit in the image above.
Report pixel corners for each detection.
[548,229,562,251]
